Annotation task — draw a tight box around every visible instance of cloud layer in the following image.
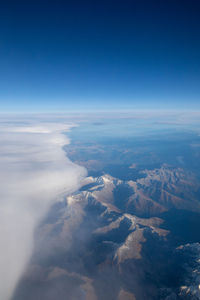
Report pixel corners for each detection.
[0,119,86,300]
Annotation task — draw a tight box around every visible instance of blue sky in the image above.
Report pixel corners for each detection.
[0,0,200,112]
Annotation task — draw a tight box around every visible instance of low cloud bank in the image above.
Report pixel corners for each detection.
[0,119,86,300]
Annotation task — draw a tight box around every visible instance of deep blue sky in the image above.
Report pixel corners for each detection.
[0,0,200,112]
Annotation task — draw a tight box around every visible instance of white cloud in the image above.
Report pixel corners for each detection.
[0,118,87,300]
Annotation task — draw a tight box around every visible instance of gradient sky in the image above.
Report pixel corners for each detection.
[0,0,200,112]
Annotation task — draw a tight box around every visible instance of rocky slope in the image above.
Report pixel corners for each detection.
[13,165,200,300]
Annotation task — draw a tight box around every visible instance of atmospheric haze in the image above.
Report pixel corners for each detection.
[0,117,87,300]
